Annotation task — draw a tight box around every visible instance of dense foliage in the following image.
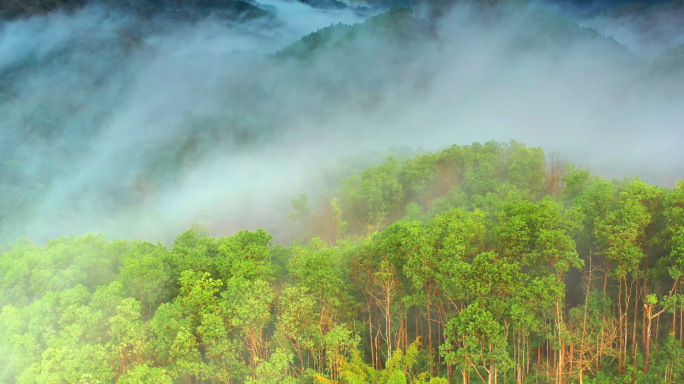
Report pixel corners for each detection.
[1,140,684,383]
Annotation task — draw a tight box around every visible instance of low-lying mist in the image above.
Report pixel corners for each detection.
[1,0,683,246]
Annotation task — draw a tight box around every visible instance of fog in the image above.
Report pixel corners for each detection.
[582,5,684,58]
[1,0,683,245]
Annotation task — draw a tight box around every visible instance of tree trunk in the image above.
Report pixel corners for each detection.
[673,302,677,337]
[656,310,661,345]
[633,280,640,359]
[369,301,375,369]
[556,298,565,384]
[428,300,434,378]
[644,305,653,374]
[618,279,624,374]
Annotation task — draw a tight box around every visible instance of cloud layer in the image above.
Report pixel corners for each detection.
[1,1,683,245]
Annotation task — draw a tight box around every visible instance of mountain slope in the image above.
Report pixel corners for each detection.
[0,0,85,20]
[653,42,684,74]
[275,1,632,61]
[0,0,270,21]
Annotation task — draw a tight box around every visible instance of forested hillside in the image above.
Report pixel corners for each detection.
[0,0,85,20]
[2,140,684,383]
[2,0,684,381]
[654,43,684,75]
[0,0,270,21]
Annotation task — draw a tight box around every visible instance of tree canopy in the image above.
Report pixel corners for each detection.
[1,140,683,383]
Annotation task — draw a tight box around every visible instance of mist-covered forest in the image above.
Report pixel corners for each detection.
[3,141,684,383]
[1,0,684,382]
